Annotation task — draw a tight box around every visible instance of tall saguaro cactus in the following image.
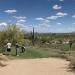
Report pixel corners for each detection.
[32,27,35,46]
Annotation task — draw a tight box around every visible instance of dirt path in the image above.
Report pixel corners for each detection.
[0,58,74,75]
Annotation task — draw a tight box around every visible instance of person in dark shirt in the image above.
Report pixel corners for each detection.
[21,46,25,53]
[69,40,73,55]
[69,40,73,49]
[15,42,20,56]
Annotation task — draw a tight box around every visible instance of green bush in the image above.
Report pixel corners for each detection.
[0,24,27,54]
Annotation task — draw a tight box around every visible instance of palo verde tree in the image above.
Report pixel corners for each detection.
[0,24,25,48]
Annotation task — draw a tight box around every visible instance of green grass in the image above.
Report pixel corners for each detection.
[4,46,66,59]
[1,43,74,59]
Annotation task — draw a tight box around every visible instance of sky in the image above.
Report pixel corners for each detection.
[0,0,75,33]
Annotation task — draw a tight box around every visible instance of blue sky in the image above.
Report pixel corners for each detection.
[0,0,75,33]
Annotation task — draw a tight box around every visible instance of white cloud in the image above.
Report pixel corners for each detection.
[37,20,50,28]
[38,23,50,28]
[14,16,27,24]
[13,16,26,19]
[47,16,58,20]
[17,24,33,32]
[56,12,68,17]
[17,19,26,23]
[0,22,7,26]
[53,5,62,10]
[4,9,17,14]
[35,17,44,21]
[35,17,50,24]
[44,20,50,23]
[35,17,50,28]
[46,12,67,21]
[16,22,24,27]
[72,15,75,18]
[73,23,75,24]
[59,0,64,1]
[28,25,33,27]
[57,23,62,25]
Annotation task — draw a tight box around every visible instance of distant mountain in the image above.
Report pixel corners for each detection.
[71,31,75,33]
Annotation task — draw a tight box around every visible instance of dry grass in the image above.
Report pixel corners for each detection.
[69,56,75,69]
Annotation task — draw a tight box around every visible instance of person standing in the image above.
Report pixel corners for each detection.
[7,42,11,55]
[69,40,73,55]
[21,45,25,53]
[69,40,73,50]
[15,42,20,56]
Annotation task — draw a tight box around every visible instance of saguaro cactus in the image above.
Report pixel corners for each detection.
[32,27,35,46]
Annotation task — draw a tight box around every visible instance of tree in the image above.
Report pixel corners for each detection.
[0,24,25,50]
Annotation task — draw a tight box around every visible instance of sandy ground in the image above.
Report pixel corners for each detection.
[0,58,75,75]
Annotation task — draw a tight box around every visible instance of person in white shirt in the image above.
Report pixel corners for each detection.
[7,42,11,52]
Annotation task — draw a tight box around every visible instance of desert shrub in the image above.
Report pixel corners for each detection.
[0,25,25,52]
[69,56,75,69]
[65,51,75,69]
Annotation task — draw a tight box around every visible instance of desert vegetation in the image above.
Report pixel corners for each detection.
[0,24,75,69]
